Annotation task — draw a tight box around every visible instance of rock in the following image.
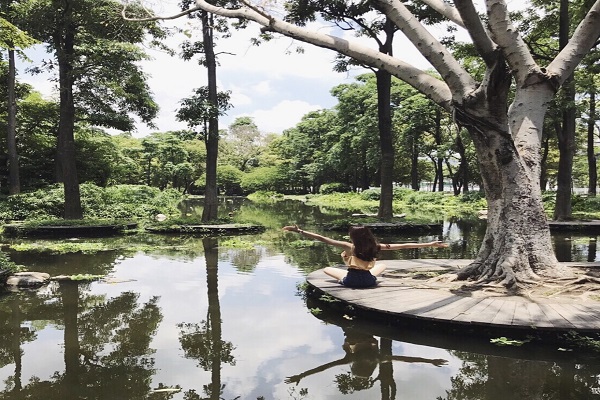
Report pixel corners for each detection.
[6,272,51,287]
[155,213,167,221]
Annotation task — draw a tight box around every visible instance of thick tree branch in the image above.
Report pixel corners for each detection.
[194,0,453,109]
[547,0,600,86]
[486,0,538,85]
[454,0,497,66]
[420,0,465,27]
[373,0,476,99]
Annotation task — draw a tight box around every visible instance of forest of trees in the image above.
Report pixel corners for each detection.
[0,0,598,207]
[1,45,596,198]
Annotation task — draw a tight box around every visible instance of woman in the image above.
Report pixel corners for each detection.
[283,225,448,288]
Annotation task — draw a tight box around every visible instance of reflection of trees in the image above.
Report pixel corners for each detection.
[221,248,261,273]
[0,281,163,399]
[179,237,236,400]
[439,352,600,400]
[7,249,121,277]
[0,293,38,395]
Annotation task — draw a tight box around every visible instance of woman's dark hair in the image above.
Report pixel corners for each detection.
[348,226,380,261]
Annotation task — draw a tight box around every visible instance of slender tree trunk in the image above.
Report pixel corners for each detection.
[435,108,444,192]
[376,68,394,220]
[554,74,576,220]
[201,11,219,222]
[554,0,575,220]
[6,48,20,195]
[361,146,370,190]
[411,136,419,190]
[56,3,83,219]
[376,19,395,220]
[588,89,597,196]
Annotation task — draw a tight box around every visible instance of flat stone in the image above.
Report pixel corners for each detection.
[6,272,51,287]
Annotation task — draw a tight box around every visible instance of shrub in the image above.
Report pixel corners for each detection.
[241,166,280,193]
[217,165,244,195]
[0,184,183,222]
[360,188,380,201]
[459,190,485,203]
[392,188,415,201]
[319,183,351,194]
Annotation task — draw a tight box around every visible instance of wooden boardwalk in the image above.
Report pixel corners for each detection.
[306,259,600,336]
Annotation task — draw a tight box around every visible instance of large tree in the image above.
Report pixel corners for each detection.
[16,0,162,219]
[132,0,600,287]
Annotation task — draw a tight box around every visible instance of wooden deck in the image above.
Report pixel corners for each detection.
[306,259,600,336]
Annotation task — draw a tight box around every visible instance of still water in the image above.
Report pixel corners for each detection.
[0,198,599,399]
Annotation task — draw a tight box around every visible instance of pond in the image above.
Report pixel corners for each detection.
[0,198,599,399]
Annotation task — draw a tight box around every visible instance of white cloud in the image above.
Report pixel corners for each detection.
[228,99,324,134]
[250,80,273,96]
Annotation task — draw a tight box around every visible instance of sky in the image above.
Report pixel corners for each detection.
[15,0,528,137]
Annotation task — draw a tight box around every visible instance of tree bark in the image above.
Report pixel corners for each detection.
[455,71,567,286]
[588,89,597,196]
[55,0,83,219]
[6,48,20,195]
[201,10,219,222]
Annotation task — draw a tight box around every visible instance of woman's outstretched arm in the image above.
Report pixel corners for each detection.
[282,225,351,249]
[380,241,449,250]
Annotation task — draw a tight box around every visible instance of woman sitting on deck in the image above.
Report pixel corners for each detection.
[283,225,448,288]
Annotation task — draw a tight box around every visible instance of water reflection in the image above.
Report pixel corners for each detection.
[0,280,162,399]
[308,302,600,400]
[1,199,600,398]
[285,326,447,397]
[441,352,600,400]
[178,238,235,399]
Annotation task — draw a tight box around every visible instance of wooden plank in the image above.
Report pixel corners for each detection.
[548,303,600,329]
[538,303,576,329]
[524,302,554,328]
[463,298,504,325]
[452,298,495,323]
[511,303,533,327]
[402,293,465,316]
[491,300,517,326]
[358,290,452,314]
[354,288,443,310]
[569,303,600,322]
[417,297,484,320]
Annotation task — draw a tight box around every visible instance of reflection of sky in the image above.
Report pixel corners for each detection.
[0,245,459,399]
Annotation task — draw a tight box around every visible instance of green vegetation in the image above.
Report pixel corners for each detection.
[9,242,110,254]
[563,331,600,353]
[490,337,531,346]
[0,184,182,223]
[0,251,23,273]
